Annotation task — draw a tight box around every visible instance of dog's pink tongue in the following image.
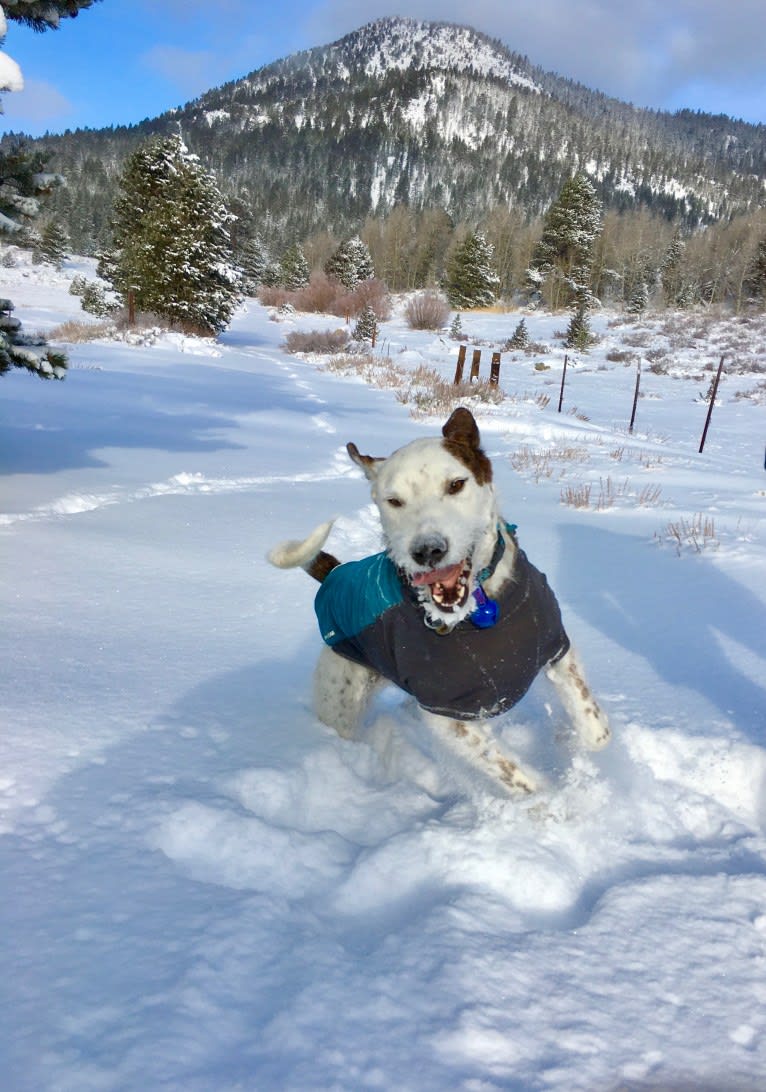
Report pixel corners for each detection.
[411,561,464,588]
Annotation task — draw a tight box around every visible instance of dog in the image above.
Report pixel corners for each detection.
[268,407,610,794]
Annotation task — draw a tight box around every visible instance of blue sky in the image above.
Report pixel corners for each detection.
[2,0,765,137]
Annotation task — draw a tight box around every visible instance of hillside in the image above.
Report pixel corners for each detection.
[12,16,766,253]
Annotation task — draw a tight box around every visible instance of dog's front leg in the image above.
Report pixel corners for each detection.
[313,645,382,739]
[546,646,611,750]
[421,710,538,795]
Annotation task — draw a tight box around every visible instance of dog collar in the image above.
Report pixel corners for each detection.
[476,522,517,584]
[470,522,516,629]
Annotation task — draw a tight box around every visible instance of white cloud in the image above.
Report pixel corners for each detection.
[1,77,72,127]
[141,31,265,99]
[306,0,766,120]
[141,45,220,97]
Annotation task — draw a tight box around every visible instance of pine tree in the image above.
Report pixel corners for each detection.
[352,303,378,346]
[99,135,241,335]
[565,305,592,351]
[507,317,530,349]
[660,232,685,307]
[35,218,70,269]
[279,243,310,290]
[0,295,66,378]
[2,2,101,32]
[626,280,649,314]
[0,0,101,381]
[449,313,463,339]
[528,173,602,310]
[238,234,270,295]
[324,235,375,288]
[743,236,766,306]
[444,231,500,309]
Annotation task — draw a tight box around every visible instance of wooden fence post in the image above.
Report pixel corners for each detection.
[453,344,467,385]
[698,354,726,453]
[489,352,501,386]
[470,349,481,382]
[557,354,568,413]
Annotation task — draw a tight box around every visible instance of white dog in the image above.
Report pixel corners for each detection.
[269,407,610,794]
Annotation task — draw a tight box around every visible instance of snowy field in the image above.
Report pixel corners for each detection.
[2,253,766,1091]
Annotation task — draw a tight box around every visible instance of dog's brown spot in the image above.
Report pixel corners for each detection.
[497,756,534,794]
[306,551,341,584]
[568,662,592,700]
[442,408,492,486]
[450,721,469,738]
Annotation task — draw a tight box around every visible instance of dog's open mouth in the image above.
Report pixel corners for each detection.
[410,559,471,611]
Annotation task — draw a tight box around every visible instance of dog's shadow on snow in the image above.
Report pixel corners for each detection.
[556,523,766,739]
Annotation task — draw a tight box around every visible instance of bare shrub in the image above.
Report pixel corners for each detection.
[283,328,349,354]
[404,291,450,331]
[606,349,637,363]
[512,444,589,484]
[258,285,291,308]
[330,278,392,321]
[403,376,504,417]
[622,331,651,347]
[658,514,718,555]
[291,271,339,313]
[48,320,112,342]
[638,484,663,506]
[561,484,592,508]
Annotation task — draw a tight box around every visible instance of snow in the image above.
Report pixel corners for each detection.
[0,50,22,92]
[2,252,766,1091]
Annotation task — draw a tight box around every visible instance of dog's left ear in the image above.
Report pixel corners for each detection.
[442,407,480,449]
[347,442,384,481]
[442,407,492,485]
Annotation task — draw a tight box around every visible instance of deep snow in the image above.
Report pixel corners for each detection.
[1,254,765,1091]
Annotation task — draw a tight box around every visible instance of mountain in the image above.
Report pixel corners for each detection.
[12,16,766,253]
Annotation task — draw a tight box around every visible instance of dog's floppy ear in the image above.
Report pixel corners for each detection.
[441,407,493,485]
[347,442,384,481]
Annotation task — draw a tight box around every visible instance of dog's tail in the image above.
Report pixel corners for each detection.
[267,519,341,583]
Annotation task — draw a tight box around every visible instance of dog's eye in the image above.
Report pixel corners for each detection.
[447,478,467,495]
[386,497,404,508]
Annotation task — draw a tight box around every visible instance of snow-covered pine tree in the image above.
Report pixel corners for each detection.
[507,317,529,349]
[279,243,310,290]
[238,234,270,295]
[35,218,69,268]
[99,135,241,335]
[0,294,66,379]
[324,235,375,289]
[528,173,602,311]
[626,280,649,315]
[0,0,100,378]
[352,303,378,346]
[660,232,685,307]
[1,2,101,32]
[565,305,592,351]
[444,231,500,309]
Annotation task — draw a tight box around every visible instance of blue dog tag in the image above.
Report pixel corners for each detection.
[471,585,499,628]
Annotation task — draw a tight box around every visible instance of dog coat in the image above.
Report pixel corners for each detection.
[314,545,570,720]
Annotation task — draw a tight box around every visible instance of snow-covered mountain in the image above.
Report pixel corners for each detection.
[20,17,766,250]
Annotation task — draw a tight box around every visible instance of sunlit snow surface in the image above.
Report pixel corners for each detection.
[1,253,765,1091]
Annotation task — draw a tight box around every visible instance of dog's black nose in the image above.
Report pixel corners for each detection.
[410,535,448,568]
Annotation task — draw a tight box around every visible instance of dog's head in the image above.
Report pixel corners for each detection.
[348,408,501,623]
